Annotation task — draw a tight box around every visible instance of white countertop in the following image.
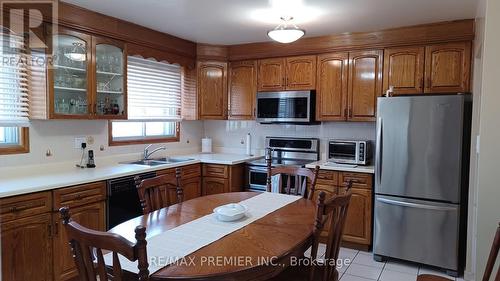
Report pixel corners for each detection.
[306,160,375,174]
[0,153,261,198]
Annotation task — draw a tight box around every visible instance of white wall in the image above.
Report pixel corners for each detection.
[473,0,500,278]
[0,120,203,168]
[203,120,375,159]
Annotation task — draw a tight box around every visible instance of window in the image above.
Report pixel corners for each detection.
[109,56,181,145]
[0,27,29,154]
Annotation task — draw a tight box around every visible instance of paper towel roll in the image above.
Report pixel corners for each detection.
[246,133,251,155]
[201,138,212,153]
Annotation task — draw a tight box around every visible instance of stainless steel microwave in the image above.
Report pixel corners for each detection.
[328,140,372,165]
[256,91,316,124]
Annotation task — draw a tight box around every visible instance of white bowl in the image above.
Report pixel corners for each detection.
[213,203,247,222]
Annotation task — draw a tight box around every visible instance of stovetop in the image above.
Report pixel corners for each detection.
[247,157,315,167]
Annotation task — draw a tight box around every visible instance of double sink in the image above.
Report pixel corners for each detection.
[123,157,195,166]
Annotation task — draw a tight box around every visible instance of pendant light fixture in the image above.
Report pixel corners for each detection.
[267,16,305,43]
[64,42,86,61]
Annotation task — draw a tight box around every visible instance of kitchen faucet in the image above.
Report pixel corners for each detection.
[143,144,166,160]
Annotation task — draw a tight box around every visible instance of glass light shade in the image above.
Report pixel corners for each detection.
[267,28,305,43]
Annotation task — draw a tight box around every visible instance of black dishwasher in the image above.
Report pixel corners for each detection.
[106,172,156,230]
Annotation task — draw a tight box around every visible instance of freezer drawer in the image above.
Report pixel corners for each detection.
[373,195,459,270]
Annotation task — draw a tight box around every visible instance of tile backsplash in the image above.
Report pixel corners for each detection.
[0,120,375,168]
[0,120,203,168]
[203,121,376,159]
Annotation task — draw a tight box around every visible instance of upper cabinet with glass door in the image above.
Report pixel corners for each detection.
[47,27,127,119]
[49,28,92,118]
[92,37,127,119]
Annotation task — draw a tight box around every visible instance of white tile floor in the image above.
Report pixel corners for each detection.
[306,245,465,281]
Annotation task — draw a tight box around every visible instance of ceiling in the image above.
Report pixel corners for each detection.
[62,0,478,45]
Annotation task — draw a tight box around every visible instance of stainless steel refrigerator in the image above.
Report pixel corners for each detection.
[373,94,471,276]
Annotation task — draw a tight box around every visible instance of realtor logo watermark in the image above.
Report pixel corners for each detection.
[1,0,58,68]
[149,255,352,268]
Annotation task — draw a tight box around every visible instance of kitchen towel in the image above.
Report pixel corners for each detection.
[103,192,302,274]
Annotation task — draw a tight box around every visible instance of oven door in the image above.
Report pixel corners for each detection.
[247,166,268,192]
[256,91,311,123]
[329,141,358,164]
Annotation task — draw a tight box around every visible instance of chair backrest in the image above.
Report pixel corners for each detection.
[266,161,320,199]
[482,222,500,281]
[309,182,353,281]
[59,207,149,281]
[135,169,183,214]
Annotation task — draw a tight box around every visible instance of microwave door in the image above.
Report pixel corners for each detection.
[257,92,311,123]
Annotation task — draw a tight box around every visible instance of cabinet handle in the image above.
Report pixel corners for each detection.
[93,103,97,115]
[253,108,256,118]
[47,223,52,238]
[349,108,353,118]
[282,77,285,86]
[54,221,59,236]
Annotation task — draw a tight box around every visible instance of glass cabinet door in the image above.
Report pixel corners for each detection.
[51,31,91,117]
[94,38,126,118]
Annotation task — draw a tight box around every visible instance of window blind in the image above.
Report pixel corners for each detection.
[127,56,182,121]
[0,27,29,127]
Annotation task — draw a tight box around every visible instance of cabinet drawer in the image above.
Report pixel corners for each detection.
[181,164,201,179]
[0,191,52,222]
[158,164,201,179]
[53,181,106,210]
[203,164,228,178]
[340,172,373,189]
[316,170,338,185]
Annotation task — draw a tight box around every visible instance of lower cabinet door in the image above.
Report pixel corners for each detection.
[182,177,202,201]
[202,177,228,195]
[311,184,340,241]
[53,201,106,281]
[1,213,53,281]
[342,188,372,245]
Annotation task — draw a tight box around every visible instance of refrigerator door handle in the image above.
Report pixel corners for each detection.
[376,197,457,211]
[375,117,383,187]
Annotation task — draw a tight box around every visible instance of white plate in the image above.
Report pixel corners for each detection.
[213,203,247,222]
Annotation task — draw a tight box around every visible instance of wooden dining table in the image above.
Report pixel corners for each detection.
[108,192,317,280]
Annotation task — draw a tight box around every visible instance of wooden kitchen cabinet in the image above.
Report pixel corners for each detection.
[257,57,286,91]
[310,169,373,249]
[316,52,349,121]
[424,42,471,93]
[52,201,106,281]
[1,212,53,281]
[286,55,316,90]
[342,188,372,246]
[257,56,316,91]
[202,164,244,195]
[198,61,228,119]
[182,177,202,201]
[383,46,425,95]
[228,60,257,119]
[45,26,127,120]
[347,50,383,122]
[91,35,127,119]
[52,182,106,281]
[202,177,228,195]
[48,26,93,119]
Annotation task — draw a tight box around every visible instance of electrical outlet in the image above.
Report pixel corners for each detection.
[74,137,86,149]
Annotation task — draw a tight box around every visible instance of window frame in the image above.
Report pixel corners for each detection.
[0,127,29,155]
[108,121,179,146]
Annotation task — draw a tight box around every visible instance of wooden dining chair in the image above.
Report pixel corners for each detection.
[266,159,320,199]
[59,207,150,281]
[135,168,183,214]
[270,183,353,281]
[418,222,500,281]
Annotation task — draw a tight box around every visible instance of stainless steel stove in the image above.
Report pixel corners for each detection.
[246,137,320,192]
